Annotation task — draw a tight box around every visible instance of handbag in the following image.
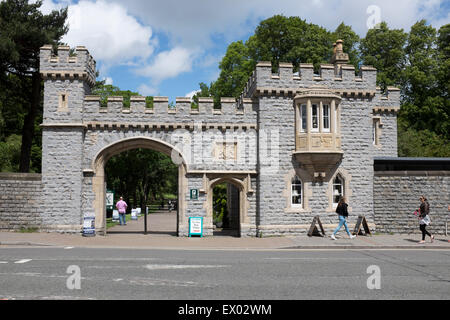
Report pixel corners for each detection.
[420,215,431,226]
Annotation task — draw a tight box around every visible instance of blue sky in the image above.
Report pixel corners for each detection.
[37,0,450,103]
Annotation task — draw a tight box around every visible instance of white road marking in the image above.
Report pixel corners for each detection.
[266,257,368,261]
[145,264,229,270]
[14,259,32,264]
[64,247,74,250]
[0,262,8,264]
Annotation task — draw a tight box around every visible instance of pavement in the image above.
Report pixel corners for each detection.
[1,210,449,250]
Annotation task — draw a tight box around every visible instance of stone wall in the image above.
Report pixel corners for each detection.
[374,171,450,234]
[0,173,43,231]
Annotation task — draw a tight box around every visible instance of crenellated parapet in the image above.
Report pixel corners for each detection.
[243,60,378,100]
[373,86,401,114]
[82,95,257,126]
[40,45,96,87]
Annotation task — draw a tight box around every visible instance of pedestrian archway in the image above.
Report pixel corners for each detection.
[206,175,251,237]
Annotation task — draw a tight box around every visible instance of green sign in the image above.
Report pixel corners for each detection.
[190,189,199,200]
[106,190,114,210]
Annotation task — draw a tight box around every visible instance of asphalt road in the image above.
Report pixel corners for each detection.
[0,247,449,301]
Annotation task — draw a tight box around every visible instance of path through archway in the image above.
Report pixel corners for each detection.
[91,137,187,236]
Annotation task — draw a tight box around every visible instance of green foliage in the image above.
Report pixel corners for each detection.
[213,184,228,224]
[145,96,154,109]
[360,22,408,91]
[191,82,215,108]
[0,0,68,75]
[397,22,449,155]
[106,149,178,210]
[398,121,450,157]
[0,0,68,172]
[92,82,139,108]
[202,15,343,104]
[213,40,254,104]
[248,15,333,72]
[0,134,22,172]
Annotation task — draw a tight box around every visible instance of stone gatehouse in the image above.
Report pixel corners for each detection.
[1,41,449,237]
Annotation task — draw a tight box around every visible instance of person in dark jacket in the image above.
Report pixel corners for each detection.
[418,196,434,244]
[331,197,355,240]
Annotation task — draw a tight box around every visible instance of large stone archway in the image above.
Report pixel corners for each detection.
[90,136,188,235]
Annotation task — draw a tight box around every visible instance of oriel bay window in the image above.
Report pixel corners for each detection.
[293,86,343,178]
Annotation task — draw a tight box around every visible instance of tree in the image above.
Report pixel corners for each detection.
[191,82,214,108]
[213,40,254,102]
[0,134,21,172]
[397,21,449,156]
[247,15,333,71]
[207,15,340,102]
[106,149,177,210]
[360,22,407,91]
[0,0,68,172]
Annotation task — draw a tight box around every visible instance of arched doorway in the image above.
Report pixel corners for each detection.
[206,176,250,238]
[91,137,187,236]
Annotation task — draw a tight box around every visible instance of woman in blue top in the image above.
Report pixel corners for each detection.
[331,197,355,240]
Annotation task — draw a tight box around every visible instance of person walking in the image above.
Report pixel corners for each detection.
[331,197,355,240]
[116,196,128,226]
[418,196,434,244]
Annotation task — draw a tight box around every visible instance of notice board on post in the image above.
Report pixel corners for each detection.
[189,217,203,238]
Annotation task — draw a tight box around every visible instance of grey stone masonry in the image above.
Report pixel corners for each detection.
[374,171,450,234]
[0,173,43,231]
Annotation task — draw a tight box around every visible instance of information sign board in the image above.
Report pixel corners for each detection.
[189,217,203,237]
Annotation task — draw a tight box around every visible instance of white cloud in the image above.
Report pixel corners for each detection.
[37,0,73,14]
[107,0,449,42]
[137,84,158,97]
[185,90,200,100]
[136,47,197,83]
[60,0,155,66]
[103,77,113,85]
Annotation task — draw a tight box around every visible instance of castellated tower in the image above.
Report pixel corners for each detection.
[40,45,96,232]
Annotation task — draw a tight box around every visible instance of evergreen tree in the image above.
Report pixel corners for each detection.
[0,0,68,172]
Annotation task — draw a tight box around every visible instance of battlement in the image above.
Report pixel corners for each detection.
[243,61,377,96]
[82,95,257,125]
[40,45,96,87]
[240,62,378,102]
[373,86,401,113]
